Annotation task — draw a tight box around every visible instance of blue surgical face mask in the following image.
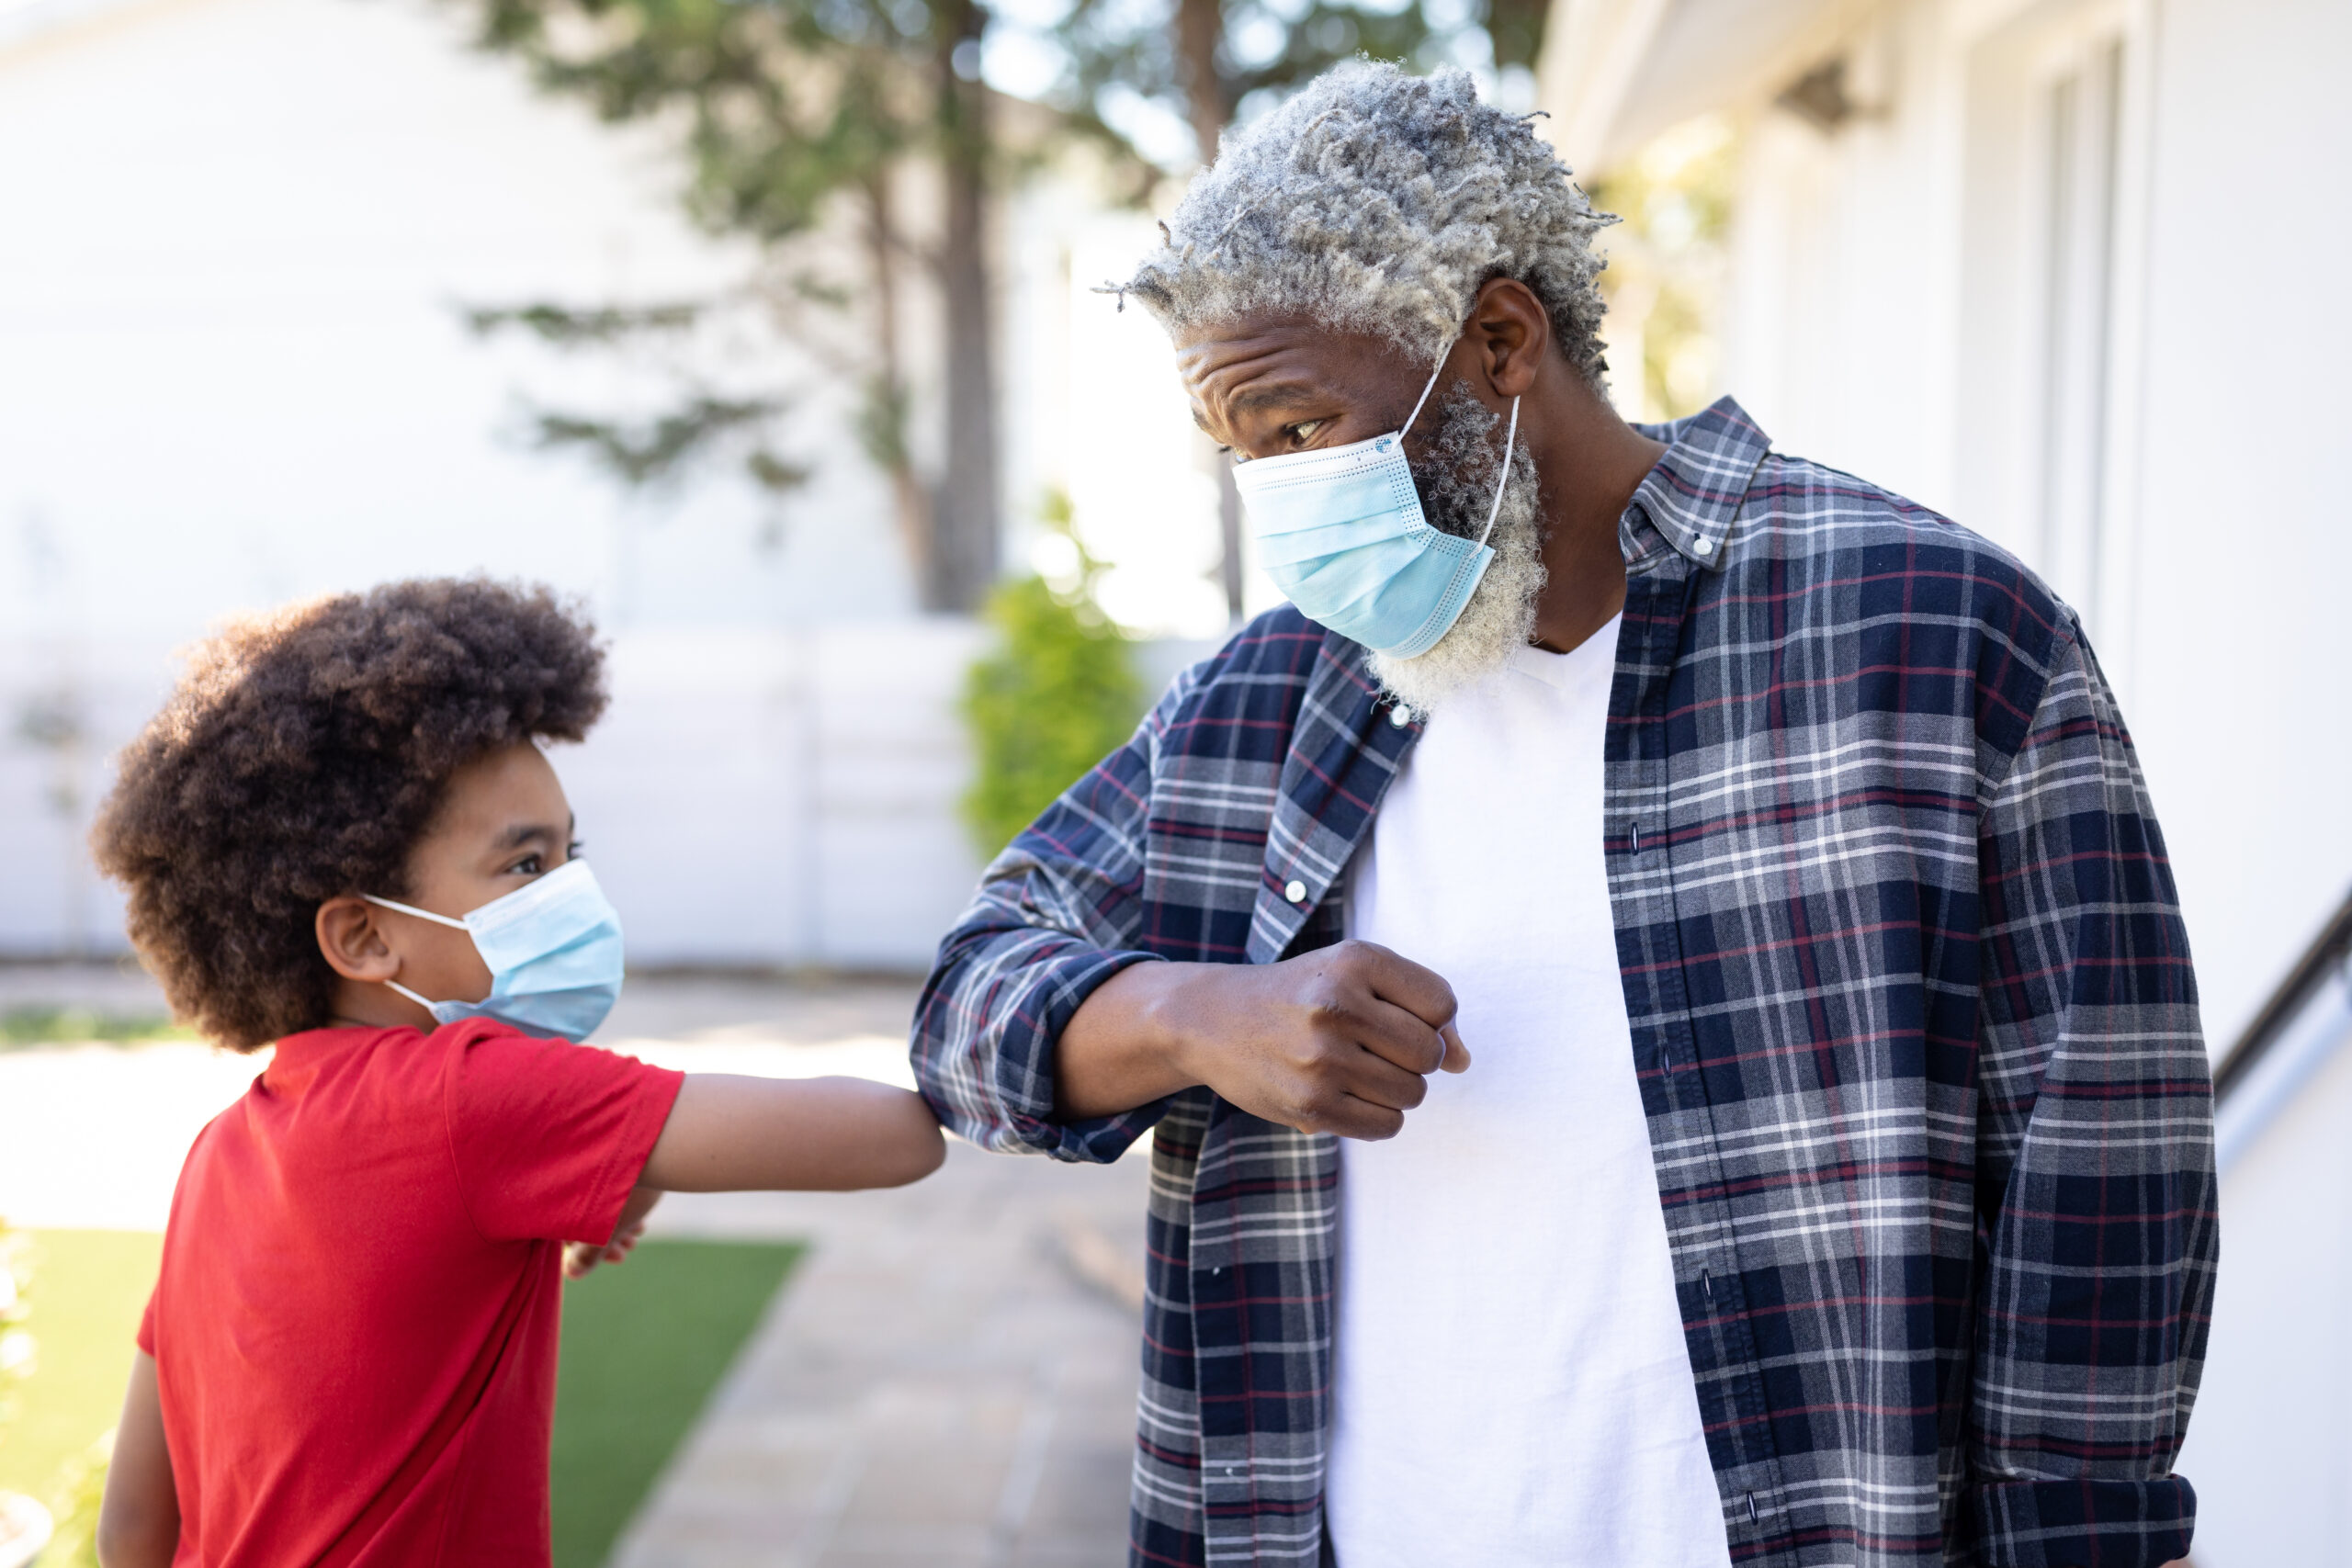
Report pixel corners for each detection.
[1231,355,1520,659]
[365,858,625,1041]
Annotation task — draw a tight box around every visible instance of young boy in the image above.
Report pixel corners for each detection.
[85,578,944,1568]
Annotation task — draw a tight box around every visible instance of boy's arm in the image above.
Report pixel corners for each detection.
[565,1182,662,1279]
[96,1351,178,1568]
[563,1078,943,1277]
[638,1075,944,1193]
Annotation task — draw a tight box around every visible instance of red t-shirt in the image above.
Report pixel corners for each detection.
[139,1019,684,1568]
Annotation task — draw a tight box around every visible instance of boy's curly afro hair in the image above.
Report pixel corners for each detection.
[91,578,607,1051]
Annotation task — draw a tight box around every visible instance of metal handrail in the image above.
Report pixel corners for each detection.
[2213,884,2352,1104]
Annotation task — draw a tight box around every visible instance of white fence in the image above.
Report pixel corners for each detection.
[0,619,1086,973]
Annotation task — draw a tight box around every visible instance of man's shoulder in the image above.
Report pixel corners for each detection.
[1736,449,2074,648]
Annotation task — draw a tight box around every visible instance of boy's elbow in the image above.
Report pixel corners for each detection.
[860,1091,945,1188]
[887,1107,948,1186]
[96,1509,177,1568]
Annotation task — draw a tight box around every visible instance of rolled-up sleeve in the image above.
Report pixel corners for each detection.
[910,669,1203,1163]
[1966,621,2219,1567]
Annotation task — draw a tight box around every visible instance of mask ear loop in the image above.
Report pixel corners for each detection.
[363,894,470,931]
[361,895,472,1013]
[381,979,445,1011]
[1400,347,1520,549]
[1399,355,1449,439]
[1474,396,1521,549]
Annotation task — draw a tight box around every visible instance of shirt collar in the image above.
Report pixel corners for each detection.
[1624,396,1773,572]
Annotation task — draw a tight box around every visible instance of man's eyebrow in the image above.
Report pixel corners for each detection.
[1226,382,1325,414]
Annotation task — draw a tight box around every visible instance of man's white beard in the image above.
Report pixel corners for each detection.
[1366,388,1548,716]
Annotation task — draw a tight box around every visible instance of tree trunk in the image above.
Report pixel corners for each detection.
[1174,0,1247,624]
[929,0,1000,614]
[861,167,933,594]
[1174,0,1228,164]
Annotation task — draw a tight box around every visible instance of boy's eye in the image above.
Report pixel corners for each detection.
[510,853,543,876]
[568,840,586,861]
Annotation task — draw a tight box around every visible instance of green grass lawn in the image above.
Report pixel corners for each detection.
[552,1238,802,1567]
[0,1231,801,1568]
[0,1008,191,1050]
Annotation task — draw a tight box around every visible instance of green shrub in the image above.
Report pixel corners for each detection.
[960,507,1146,860]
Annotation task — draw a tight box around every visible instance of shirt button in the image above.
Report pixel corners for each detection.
[1283,879,1308,905]
[1692,536,1713,555]
[1388,703,1413,727]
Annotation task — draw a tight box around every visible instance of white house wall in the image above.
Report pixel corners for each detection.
[2123,0,2352,1057]
[1712,0,2352,1048]
[2176,985,2352,1565]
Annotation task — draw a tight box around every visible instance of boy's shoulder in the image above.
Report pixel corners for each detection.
[174,1019,677,1248]
[232,1019,654,1144]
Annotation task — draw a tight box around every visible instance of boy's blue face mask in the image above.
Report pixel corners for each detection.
[366,858,625,1042]
[1230,354,1521,659]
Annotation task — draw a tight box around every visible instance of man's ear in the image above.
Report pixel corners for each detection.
[316,897,401,982]
[1468,277,1552,400]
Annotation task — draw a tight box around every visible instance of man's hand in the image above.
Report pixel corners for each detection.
[565,1185,661,1280]
[1056,940,1469,1139]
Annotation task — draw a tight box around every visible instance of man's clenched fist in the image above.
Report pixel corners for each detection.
[1055,940,1470,1139]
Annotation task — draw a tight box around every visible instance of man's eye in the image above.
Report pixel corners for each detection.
[1288,421,1325,445]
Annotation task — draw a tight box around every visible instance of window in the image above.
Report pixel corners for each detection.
[2032,37,2125,617]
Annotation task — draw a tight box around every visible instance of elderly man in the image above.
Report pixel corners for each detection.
[912,62,2214,1568]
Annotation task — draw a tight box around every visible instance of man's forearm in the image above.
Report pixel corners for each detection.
[1053,942,1469,1139]
[1054,961,1204,1118]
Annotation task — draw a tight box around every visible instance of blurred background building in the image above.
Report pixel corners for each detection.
[0,0,1234,968]
[1,0,2346,1555]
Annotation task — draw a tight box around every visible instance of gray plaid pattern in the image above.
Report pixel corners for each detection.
[912,399,2216,1568]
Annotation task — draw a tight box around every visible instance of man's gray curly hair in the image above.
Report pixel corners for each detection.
[1116,62,1616,385]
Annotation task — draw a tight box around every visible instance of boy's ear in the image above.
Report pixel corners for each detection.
[316,897,401,982]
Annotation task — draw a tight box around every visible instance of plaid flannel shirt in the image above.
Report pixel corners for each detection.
[911,399,2216,1568]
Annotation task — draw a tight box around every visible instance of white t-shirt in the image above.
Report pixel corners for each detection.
[1327,620,1733,1568]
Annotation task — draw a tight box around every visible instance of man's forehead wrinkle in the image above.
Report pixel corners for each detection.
[1175,328,1306,387]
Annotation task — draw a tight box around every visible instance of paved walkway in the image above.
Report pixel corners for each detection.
[626,1150,1145,1568]
[0,967,1147,1566]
